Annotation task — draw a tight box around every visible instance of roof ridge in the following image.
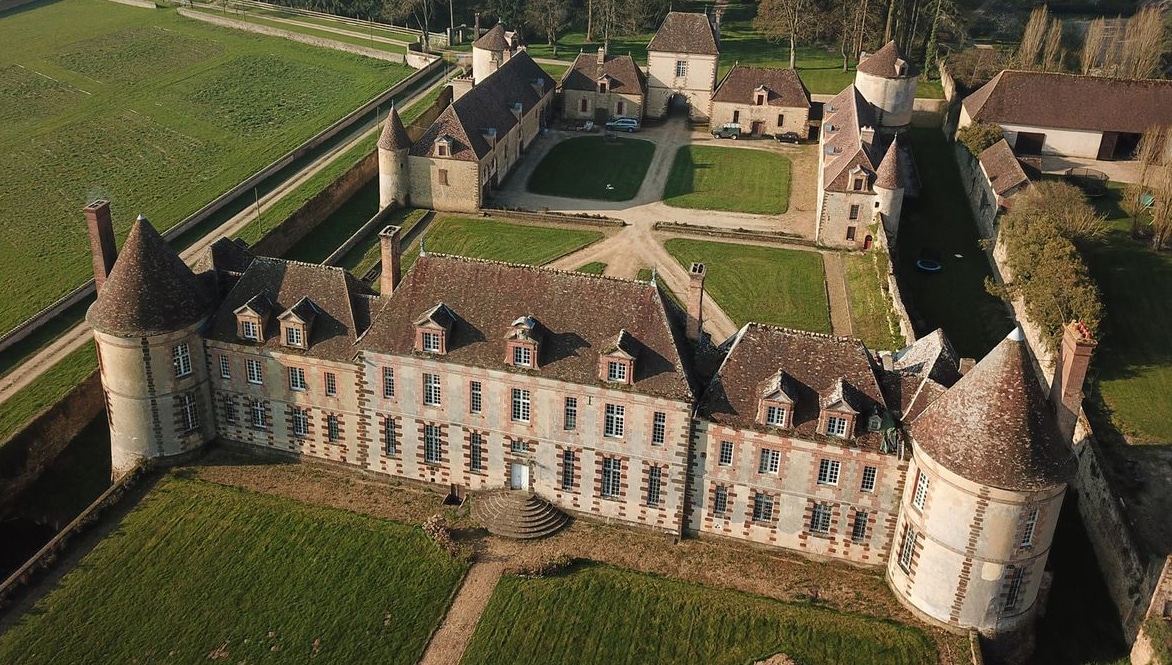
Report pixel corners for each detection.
[745,321,863,345]
[255,255,349,275]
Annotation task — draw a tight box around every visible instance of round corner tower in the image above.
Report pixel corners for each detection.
[471,23,516,84]
[874,136,905,238]
[887,328,1074,659]
[87,214,216,478]
[855,41,918,129]
[377,106,412,210]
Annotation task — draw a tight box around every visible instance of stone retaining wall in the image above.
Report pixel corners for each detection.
[484,207,626,229]
[651,221,813,246]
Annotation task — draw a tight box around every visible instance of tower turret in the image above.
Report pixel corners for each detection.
[854,41,918,129]
[471,24,519,84]
[874,137,904,238]
[87,214,216,478]
[377,106,412,209]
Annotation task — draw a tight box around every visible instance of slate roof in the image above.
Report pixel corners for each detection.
[359,254,694,401]
[560,52,646,95]
[205,257,375,362]
[879,329,961,421]
[712,65,810,108]
[410,51,555,162]
[194,237,254,276]
[696,324,890,449]
[647,12,719,56]
[910,329,1076,491]
[979,138,1030,197]
[377,106,411,151]
[962,70,1172,135]
[857,40,919,78]
[820,85,887,193]
[473,24,511,51]
[876,137,902,190]
[88,215,213,337]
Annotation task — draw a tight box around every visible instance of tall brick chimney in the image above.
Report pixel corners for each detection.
[686,262,706,342]
[379,225,402,295]
[597,45,606,65]
[1051,321,1096,443]
[84,200,118,292]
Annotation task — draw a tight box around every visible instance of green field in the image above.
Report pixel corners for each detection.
[663,146,791,214]
[576,261,607,274]
[187,7,409,54]
[0,476,467,664]
[527,136,655,201]
[665,238,830,332]
[461,564,934,665]
[845,253,905,351]
[400,216,604,274]
[0,343,96,446]
[0,0,412,333]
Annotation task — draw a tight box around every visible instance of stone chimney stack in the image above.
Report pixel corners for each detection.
[379,225,402,295]
[686,262,706,342]
[713,10,722,47]
[597,45,606,65]
[84,200,118,292]
[1051,321,1096,443]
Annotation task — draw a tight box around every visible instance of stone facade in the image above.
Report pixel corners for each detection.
[645,12,720,121]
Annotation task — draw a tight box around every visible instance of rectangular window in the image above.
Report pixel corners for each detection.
[242,320,259,340]
[470,381,483,414]
[327,414,340,442]
[718,441,733,466]
[224,400,237,424]
[851,510,869,542]
[423,373,442,406]
[424,424,442,464]
[384,417,397,456]
[438,169,449,186]
[173,344,192,378]
[293,408,309,436]
[752,493,774,522]
[674,59,687,77]
[422,332,441,353]
[289,367,306,391]
[846,226,858,241]
[511,388,531,422]
[563,397,577,431]
[849,204,861,220]
[285,326,302,347]
[601,457,621,498]
[732,109,740,123]
[512,345,532,367]
[853,177,865,191]
[777,113,785,126]
[470,432,484,472]
[604,404,625,437]
[817,459,841,486]
[651,412,666,445]
[765,405,786,426]
[579,98,588,113]
[606,361,627,382]
[758,448,780,474]
[219,355,231,379]
[810,502,832,533]
[826,415,848,438]
[1021,508,1039,547]
[180,393,198,432]
[561,449,575,490]
[246,358,263,385]
[1004,568,1025,611]
[324,372,337,396]
[713,485,729,515]
[250,401,267,428]
[861,466,878,492]
[898,528,917,572]
[912,471,930,511]
[382,367,395,398]
[510,439,527,453]
[646,466,662,507]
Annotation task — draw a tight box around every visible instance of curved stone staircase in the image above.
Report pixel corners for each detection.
[471,491,569,540]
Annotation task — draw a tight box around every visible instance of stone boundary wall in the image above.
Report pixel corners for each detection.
[954,143,998,239]
[651,221,814,246]
[323,201,399,266]
[1131,556,1172,664]
[809,93,947,129]
[230,0,446,47]
[0,0,40,12]
[484,207,626,229]
[938,61,959,104]
[871,232,915,346]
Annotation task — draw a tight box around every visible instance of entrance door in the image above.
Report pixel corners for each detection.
[510,462,529,490]
[1015,131,1046,155]
[1097,132,1119,161]
[751,121,764,137]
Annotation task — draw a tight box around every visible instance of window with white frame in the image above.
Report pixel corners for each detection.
[758,448,780,474]
[825,415,849,438]
[718,440,733,466]
[851,510,869,542]
[382,367,395,398]
[285,326,303,347]
[324,372,337,396]
[384,417,397,456]
[713,485,729,515]
[674,59,687,77]
[752,493,774,522]
[219,355,231,379]
[424,424,442,464]
[606,361,627,383]
[180,393,198,432]
[421,332,441,353]
[817,459,841,486]
[173,344,192,378]
[1004,567,1025,612]
[765,405,786,427]
[898,528,917,572]
[242,320,259,341]
[511,388,531,422]
[651,412,666,445]
[470,432,484,472]
[601,457,621,498]
[561,449,575,490]
[912,471,930,511]
[224,399,237,424]
[511,439,528,453]
[293,408,309,436]
[327,414,340,442]
[246,358,263,385]
[810,502,832,533]
[646,466,663,507]
[512,345,532,367]
[861,465,878,492]
[563,397,577,430]
[250,401,267,428]
[470,381,483,414]
[1020,508,1039,548]
[289,367,307,391]
[423,373,442,406]
[604,403,624,437]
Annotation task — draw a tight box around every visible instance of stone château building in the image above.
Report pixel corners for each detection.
[645,12,720,121]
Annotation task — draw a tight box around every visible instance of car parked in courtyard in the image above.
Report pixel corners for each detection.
[775,131,802,143]
[605,117,640,132]
[711,122,742,139]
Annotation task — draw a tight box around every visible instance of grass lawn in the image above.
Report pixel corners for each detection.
[398,216,604,275]
[845,253,905,351]
[337,207,429,277]
[527,136,655,201]
[0,476,467,665]
[663,146,791,214]
[461,563,935,665]
[187,7,408,54]
[636,267,654,281]
[896,129,1011,359]
[576,262,607,274]
[0,343,96,446]
[665,238,830,333]
[0,0,412,333]
[284,179,380,264]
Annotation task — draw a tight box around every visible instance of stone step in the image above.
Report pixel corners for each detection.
[471,490,569,540]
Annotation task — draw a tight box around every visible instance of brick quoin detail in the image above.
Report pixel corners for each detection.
[376,414,404,477]
[554,444,584,511]
[950,486,992,623]
[414,419,450,486]
[636,461,670,528]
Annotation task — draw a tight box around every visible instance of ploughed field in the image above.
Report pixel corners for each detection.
[0,0,412,333]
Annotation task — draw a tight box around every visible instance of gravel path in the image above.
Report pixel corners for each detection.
[417,560,505,665]
[821,251,854,336]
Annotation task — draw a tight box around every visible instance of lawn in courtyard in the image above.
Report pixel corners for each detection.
[527,136,655,201]
[663,146,791,215]
[0,476,467,665]
[844,253,906,351]
[0,0,412,333]
[461,563,935,665]
[396,216,604,276]
[665,238,830,333]
[576,262,607,274]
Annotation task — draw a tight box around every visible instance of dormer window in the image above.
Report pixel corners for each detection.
[242,320,259,340]
[234,294,270,343]
[819,377,859,439]
[285,327,302,347]
[850,166,868,192]
[607,360,627,382]
[504,315,541,369]
[278,297,317,349]
[422,332,442,353]
[600,329,638,385]
[757,369,796,429]
[598,79,608,94]
[754,86,767,106]
[434,136,453,158]
[826,415,850,437]
[765,405,787,426]
[414,302,455,355]
[513,345,532,366]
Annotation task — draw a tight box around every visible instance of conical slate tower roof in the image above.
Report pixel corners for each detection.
[909,328,1075,491]
[876,137,902,190]
[857,40,919,78]
[474,23,510,51]
[88,215,212,336]
[377,106,411,151]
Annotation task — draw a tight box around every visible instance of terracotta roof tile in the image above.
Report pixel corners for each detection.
[856,40,919,78]
[473,24,511,51]
[712,65,810,108]
[647,12,719,56]
[979,138,1030,196]
[878,329,960,420]
[377,106,411,151]
[560,52,646,94]
[820,85,886,193]
[876,136,902,189]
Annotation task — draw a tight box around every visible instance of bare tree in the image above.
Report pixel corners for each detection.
[883,0,896,43]
[1042,18,1064,72]
[1015,5,1049,70]
[1081,17,1106,74]
[525,0,570,48]
[756,0,824,68]
[921,0,943,78]
[1119,5,1164,79]
[384,0,436,50]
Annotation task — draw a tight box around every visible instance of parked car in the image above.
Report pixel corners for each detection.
[605,117,640,133]
[775,131,802,144]
[711,123,741,139]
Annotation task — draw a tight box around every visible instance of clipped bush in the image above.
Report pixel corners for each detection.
[957,121,1005,157]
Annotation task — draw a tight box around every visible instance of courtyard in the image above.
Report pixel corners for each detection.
[527,136,656,201]
[664,145,792,215]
